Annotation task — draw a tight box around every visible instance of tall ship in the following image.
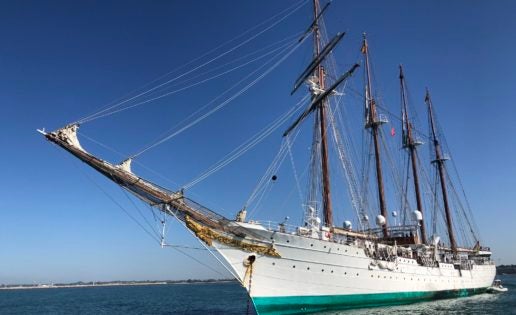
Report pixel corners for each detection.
[39,1,496,314]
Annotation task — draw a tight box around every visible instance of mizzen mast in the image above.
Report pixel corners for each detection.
[425,89,457,253]
[362,34,389,237]
[399,65,427,244]
[312,0,332,227]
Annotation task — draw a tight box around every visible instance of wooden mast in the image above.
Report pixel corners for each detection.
[425,89,457,253]
[362,34,389,237]
[399,65,427,244]
[312,0,333,227]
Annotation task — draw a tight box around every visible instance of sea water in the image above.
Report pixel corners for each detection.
[0,275,514,314]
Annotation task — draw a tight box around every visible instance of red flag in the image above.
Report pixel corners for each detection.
[391,127,396,137]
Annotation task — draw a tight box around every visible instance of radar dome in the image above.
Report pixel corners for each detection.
[376,215,386,226]
[412,210,423,221]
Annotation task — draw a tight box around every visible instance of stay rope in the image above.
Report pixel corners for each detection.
[74,0,309,125]
[286,135,304,204]
[63,147,231,277]
[183,94,310,190]
[79,39,300,125]
[129,37,308,159]
[167,208,242,281]
[245,127,302,219]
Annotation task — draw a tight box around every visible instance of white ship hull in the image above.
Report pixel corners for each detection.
[212,226,496,314]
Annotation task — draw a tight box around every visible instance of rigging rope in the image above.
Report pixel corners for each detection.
[379,126,412,217]
[326,94,364,228]
[286,135,304,203]
[79,40,300,124]
[167,208,242,281]
[129,37,307,159]
[183,95,309,189]
[64,146,233,277]
[119,186,162,240]
[245,126,302,213]
[65,151,161,244]
[75,0,308,125]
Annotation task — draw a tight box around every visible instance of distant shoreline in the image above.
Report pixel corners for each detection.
[0,279,237,291]
[497,265,516,275]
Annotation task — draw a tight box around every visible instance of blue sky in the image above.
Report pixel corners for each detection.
[1,0,515,284]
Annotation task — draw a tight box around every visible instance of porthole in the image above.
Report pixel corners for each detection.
[310,244,314,247]
[272,262,275,266]
[356,273,359,276]
[293,265,296,268]
[307,267,310,270]
[321,269,325,272]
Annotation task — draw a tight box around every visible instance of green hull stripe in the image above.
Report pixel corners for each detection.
[252,288,487,314]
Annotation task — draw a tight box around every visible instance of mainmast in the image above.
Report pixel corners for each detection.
[399,65,427,244]
[425,89,457,253]
[312,0,332,227]
[362,34,389,237]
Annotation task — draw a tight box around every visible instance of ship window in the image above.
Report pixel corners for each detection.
[344,272,347,275]
[331,270,334,273]
[286,240,290,243]
[321,269,325,272]
[356,273,359,276]
[307,267,310,270]
[345,250,348,253]
[371,275,374,278]
[272,262,275,266]
[293,265,296,268]
[310,244,314,247]
[378,275,380,278]
[384,276,386,279]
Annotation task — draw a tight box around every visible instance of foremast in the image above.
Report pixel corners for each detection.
[399,65,427,244]
[362,34,389,237]
[312,0,333,227]
[425,89,457,253]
